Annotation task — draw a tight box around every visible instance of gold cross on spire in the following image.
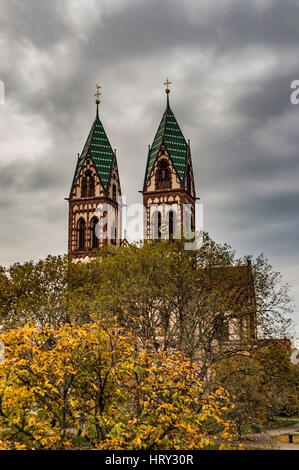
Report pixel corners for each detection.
[164,78,171,94]
[95,84,101,105]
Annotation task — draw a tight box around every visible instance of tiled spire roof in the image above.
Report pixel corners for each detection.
[144,97,188,187]
[71,109,115,193]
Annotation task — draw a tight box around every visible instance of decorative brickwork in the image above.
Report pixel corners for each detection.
[143,95,196,240]
[68,109,121,258]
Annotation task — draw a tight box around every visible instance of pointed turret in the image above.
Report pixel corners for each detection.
[70,104,116,196]
[142,80,196,241]
[68,86,122,258]
[143,81,190,191]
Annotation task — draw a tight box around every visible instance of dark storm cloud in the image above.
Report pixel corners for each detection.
[1,0,297,151]
[0,158,66,192]
[216,0,299,49]
[233,77,294,123]
[80,0,299,63]
[0,0,69,47]
[223,190,299,226]
[0,0,298,335]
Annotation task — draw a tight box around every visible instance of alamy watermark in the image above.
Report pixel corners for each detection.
[290,80,299,104]
[93,198,204,250]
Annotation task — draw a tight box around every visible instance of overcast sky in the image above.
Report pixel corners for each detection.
[0,0,298,337]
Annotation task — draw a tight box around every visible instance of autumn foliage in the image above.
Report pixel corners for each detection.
[0,238,294,447]
[0,322,237,450]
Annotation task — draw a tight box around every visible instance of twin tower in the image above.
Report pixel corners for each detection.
[68,82,197,258]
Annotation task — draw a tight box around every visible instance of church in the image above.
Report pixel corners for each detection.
[66,80,257,346]
[67,80,196,257]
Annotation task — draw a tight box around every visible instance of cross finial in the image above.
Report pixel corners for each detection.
[164,78,171,94]
[95,84,101,105]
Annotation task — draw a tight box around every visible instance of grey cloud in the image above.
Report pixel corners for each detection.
[0,0,298,334]
[0,0,70,48]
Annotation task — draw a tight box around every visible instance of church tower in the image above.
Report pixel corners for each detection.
[143,80,196,241]
[68,85,121,259]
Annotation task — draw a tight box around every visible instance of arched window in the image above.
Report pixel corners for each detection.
[81,177,88,197]
[88,175,95,197]
[103,211,107,234]
[151,211,162,239]
[90,216,99,249]
[216,319,230,342]
[155,159,171,190]
[111,223,117,245]
[222,322,230,341]
[157,168,163,183]
[97,211,108,245]
[168,210,175,238]
[165,167,171,182]
[77,218,86,250]
[112,184,117,201]
[157,212,162,238]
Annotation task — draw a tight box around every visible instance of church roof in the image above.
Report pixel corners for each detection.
[71,110,115,193]
[144,98,189,188]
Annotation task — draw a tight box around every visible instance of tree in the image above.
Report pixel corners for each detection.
[213,340,299,435]
[0,255,69,330]
[0,235,294,437]
[0,237,293,379]
[68,236,293,380]
[213,355,270,435]
[0,322,236,450]
[254,340,299,419]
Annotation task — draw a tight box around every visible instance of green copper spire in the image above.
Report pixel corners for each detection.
[144,81,189,188]
[71,86,115,194]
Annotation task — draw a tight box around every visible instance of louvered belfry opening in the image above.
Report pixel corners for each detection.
[156,159,171,190]
[90,216,99,249]
[77,218,86,250]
